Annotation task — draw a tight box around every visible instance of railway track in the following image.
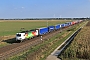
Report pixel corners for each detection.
[0,27,69,60]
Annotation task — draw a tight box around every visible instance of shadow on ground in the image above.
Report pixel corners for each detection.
[2,38,18,44]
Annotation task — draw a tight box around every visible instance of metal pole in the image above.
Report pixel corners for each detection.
[47,20,48,27]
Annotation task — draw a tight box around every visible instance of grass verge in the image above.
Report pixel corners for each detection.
[58,21,89,60]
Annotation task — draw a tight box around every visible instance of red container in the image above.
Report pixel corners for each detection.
[71,21,75,25]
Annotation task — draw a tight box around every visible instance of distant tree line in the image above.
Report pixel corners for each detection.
[0,18,89,20]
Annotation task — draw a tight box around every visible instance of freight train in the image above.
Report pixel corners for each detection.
[16,20,83,42]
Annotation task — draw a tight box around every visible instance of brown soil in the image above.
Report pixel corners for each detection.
[0,35,15,47]
[0,35,15,41]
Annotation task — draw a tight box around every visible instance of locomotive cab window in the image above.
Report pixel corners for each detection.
[16,34,21,37]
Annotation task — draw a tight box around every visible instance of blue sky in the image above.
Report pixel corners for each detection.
[0,0,90,18]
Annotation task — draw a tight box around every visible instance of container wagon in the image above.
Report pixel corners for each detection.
[65,22,71,27]
[55,24,60,30]
[48,26,55,32]
[71,21,75,25]
[61,24,65,28]
[36,27,49,35]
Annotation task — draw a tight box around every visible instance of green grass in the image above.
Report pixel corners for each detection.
[0,20,71,36]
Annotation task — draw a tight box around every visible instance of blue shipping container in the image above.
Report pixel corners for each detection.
[61,24,65,28]
[55,24,60,30]
[65,22,70,26]
[67,22,71,26]
[48,26,55,32]
[37,27,49,35]
[69,22,71,25]
[65,23,69,26]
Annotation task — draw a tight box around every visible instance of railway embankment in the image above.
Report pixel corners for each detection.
[59,21,90,60]
[46,27,82,60]
[46,21,88,60]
